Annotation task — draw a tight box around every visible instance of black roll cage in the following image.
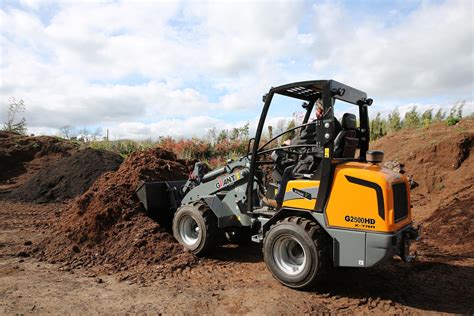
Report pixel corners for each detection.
[246,80,371,214]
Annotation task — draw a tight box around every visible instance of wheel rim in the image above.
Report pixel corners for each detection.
[272,234,307,276]
[178,215,200,246]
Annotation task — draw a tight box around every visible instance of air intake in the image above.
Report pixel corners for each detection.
[392,182,409,222]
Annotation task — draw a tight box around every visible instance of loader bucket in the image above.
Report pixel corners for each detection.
[136,180,187,226]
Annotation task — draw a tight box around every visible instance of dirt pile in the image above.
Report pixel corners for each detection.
[0,131,77,185]
[423,191,474,255]
[36,148,196,282]
[372,119,474,255]
[8,148,123,203]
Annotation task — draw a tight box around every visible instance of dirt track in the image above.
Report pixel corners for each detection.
[1,200,473,314]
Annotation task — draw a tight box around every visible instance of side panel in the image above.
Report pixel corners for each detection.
[365,231,398,267]
[311,212,405,267]
[282,180,320,210]
[325,162,412,233]
[312,213,367,267]
[329,228,367,267]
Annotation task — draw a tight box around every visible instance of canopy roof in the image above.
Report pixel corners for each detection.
[270,80,368,105]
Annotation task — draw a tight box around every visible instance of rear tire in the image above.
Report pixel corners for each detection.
[263,216,331,290]
[172,201,218,256]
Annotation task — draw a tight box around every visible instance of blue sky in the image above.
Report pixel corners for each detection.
[0,0,472,139]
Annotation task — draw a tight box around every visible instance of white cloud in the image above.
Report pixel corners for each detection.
[310,0,473,102]
[106,115,252,140]
[0,0,472,139]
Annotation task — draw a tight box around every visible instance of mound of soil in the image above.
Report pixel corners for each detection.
[9,148,123,203]
[372,120,472,196]
[423,190,474,256]
[36,148,196,282]
[0,131,77,184]
[372,119,474,255]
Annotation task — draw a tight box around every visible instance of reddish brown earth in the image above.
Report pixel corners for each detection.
[1,200,473,314]
[0,131,77,188]
[8,148,123,203]
[0,132,123,204]
[1,120,474,314]
[34,148,196,283]
[373,119,474,256]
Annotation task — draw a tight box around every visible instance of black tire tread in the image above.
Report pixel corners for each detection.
[263,216,332,289]
[173,200,218,256]
[192,200,218,255]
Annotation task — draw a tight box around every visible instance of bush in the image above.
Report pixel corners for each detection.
[445,117,460,126]
[445,101,464,127]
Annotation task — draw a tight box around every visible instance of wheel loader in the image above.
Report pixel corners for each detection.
[137,80,419,289]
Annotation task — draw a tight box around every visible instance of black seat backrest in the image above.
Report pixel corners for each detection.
[294,117,341,146]
[292,154,317,175]
[334,113,358,158]
[294,122,316,145]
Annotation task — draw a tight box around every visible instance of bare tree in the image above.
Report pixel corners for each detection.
[2,97,27,134]
[276,119,287,135]
[59,125,76,140]
[206,127,217,144]
[77,127,102,143]
[91,127,102,140]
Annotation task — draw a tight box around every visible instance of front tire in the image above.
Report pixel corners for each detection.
[172,201,217,256]
[263,216,331,290]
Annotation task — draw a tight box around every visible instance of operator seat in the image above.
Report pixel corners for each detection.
[294,123,316,145]
[292,117,341,174]
[334,113,358,158]
[295,117,342,146]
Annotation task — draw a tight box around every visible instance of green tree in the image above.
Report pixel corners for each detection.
[230,127,240,141]
[2,97,27,134]
[445,101,465,126]
[239,123,250,140]
[448,101,465,119]
[434,108,445,121]
[457,101,464,119]
[422,109,433,127]
[387,109,402,132]
[228,123,250,142]
[370,112,386,140]
[404,106,421,128]
[216,129,229,143]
